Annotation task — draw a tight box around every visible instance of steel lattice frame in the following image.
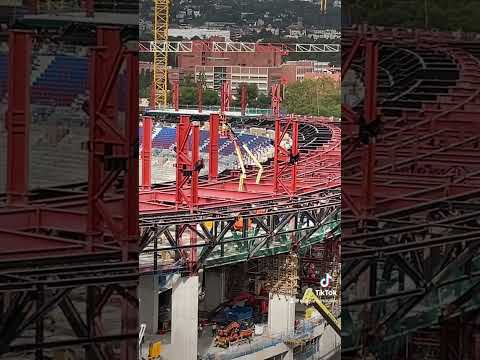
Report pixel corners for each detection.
[342,26,480,358]
[140,41,341,54]
[0,28,139,359]
[139,115,341,275]
[152,0,170,108]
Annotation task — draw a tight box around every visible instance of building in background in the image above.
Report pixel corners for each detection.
[169,27,231,40]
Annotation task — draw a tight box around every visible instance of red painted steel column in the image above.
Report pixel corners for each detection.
[241,83,247,115]
[141,116,152,190]
[172,80,179,112]
[221,81,231,114]
[291,118,299,193]
[271,83,281,117]
[191,123,200,207]
[362,38,378,217]
[6,31,32,206]
[96,27,120,141]
[87,28,121,250]
[87,45,104,250]
[273,118,281,193]
[209,114,219,181]
[85,0,94,16]
[122,49,139,360]
[175,115,189,206]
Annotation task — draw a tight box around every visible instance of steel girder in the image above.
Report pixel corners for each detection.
[139,41,340,53]
[139,113,340,275]
[0,27,139,359]
[0,263,137,358]
[140,190,340,273]
[342,27,480,357]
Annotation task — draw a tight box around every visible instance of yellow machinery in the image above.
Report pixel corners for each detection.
[148,341,162,359]
[301,288,341,336]
[233,140,247,191]
[320,0,328,14]
[152,0,170,107]
[225,124,263,191]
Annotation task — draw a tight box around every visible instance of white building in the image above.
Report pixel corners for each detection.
[169,28,231,41]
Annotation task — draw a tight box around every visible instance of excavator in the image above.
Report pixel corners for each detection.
[221,122,263,192]
[301,288,341,336]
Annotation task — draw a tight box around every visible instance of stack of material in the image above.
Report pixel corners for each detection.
[263,254,299,296]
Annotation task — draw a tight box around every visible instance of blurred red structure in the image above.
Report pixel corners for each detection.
[0,27,138,359]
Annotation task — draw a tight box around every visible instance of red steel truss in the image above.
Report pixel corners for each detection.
[139,113,340,276]
[141,116,153,190]
[208,113,220,181]
[271,83,281,117]
[342,26,480,358]
[6,30,31,206]
[240,83,248,115]
[175,115,201,210]
[172,79,180,112]
[0,27,138,359]
[220,80,231,115]
[273,116,299,195]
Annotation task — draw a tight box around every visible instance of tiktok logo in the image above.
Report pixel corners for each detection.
[320,273,333,288]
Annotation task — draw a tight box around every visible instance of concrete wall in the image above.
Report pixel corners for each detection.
[268,294,296,337]
[200,269,225,312]
[171,276,199,360]
[317,323,341,359]
[139,274,159,334]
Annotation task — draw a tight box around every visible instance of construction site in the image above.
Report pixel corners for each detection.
[0,2,137,360]
[343,25,480,359]
[138,1,341,360]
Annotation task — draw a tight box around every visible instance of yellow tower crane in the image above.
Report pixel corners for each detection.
[153,0,170,108]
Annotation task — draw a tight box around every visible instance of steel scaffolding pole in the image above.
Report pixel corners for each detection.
[141,116,153,190]
[6,30,32,206]
[209,113,220,181]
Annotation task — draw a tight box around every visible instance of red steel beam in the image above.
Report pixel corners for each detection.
[274,116,300,194]
[175,116,201,209]
[220,81,231,114]
[141,116,152,190]
[209,114,220,181]
[6,30,32,206]
[241,83,248,115]
[172,80,179,112]
[85,0,94,17]
[88,27,123,250]
[271,83,281,117]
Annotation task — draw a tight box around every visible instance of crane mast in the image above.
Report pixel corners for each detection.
[153,0,170,108]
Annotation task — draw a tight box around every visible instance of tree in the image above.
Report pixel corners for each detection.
[197,72,207,88]
[180,86,196,106]
[234,83,259,107]
[203,89,219,106]
[256,93,271,108]
[181,73,195,87]
[283,78,340,117]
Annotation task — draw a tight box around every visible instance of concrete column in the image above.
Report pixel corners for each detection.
[171,276,199,360]
[201,270,225,312]
[139,274,159,334]
[268,293,296,336]
[318,323,341,359]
